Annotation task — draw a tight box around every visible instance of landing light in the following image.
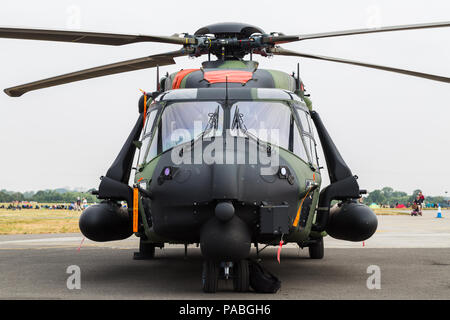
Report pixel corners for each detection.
[164,167,171,176]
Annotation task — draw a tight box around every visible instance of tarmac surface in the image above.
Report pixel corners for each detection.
[0,209,449,299]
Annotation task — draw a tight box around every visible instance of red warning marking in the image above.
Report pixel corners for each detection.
[277,240,284,264]
[77,237,85,252]
[172,69,199,89]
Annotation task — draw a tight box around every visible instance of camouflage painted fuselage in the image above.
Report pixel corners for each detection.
[134,60,322,247]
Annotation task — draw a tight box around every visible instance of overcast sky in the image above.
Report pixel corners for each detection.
[0,0,449,196]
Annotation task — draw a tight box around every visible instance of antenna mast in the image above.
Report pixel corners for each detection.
[156,65,160,91]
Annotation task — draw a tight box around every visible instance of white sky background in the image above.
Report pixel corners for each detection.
[0,0,449,196]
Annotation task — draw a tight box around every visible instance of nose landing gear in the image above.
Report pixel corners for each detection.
[202,260,219,293]
[133,239,164,260]
[233,259,250,292]
[201,260,250,293]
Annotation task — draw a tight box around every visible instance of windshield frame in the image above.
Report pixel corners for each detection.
[137,98,319,169]
[290,101,319,168]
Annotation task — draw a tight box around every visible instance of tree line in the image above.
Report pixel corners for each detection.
[0,189,97,203]
[1,186,446,206]
[362,187,447,206]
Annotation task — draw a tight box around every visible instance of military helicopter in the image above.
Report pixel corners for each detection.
[1,22,449,293]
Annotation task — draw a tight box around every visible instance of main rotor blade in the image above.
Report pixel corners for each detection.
[4,49,189,97]
[270,47,450,83]
[263,21,450,44]
[0,27,195,46]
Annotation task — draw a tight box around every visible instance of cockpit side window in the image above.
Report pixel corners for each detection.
[292,119,308,162]
[143,109,159,136]
[294,106,319,167]
[138,109,159,166]
[296,107,312,134]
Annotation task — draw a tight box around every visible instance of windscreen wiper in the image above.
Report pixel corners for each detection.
[205,105,220,132]
[231,106,247,131]
[231,106,273,153]
[191,105,220,144]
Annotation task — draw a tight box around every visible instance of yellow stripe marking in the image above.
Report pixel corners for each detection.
[143,94,147,124]
[133,188,139,233]
[293,187,314,227]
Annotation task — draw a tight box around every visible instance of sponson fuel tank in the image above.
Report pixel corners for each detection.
[79,201,133,242]
[326,201,378,242]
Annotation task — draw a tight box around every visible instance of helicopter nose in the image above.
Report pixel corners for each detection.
[214,201,235,222]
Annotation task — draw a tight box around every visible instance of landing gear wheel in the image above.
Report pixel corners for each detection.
[202,260,219,293]
[133,240,155,260]
[309,237,324,259]
[233,259,250,292]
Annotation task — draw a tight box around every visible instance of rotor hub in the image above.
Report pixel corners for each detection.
[195,22,264,39]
